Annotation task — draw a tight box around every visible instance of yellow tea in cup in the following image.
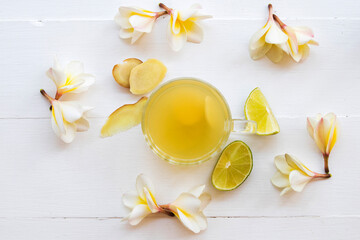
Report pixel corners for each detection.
[142,78,231,164]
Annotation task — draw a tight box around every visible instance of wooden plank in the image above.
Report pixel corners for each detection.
[0,217,359,240]
[0,19,359,119]
[1,0,360,20]
[0,117,358,217]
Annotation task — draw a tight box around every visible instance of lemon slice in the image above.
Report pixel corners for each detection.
[212,141,253,191]
[244,87,280,135]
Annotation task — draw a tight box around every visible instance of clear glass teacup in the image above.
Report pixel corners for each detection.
[142,78,256,165]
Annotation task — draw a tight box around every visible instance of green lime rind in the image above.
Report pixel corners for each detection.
[244,87,280,136]
[211,141,253,191]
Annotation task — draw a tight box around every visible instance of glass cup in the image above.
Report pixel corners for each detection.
[142,78,257,165]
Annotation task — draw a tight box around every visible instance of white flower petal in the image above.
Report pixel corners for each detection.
[265,23,288,44]
[122,191,141,209]
[188,185,205,198]
[143,187,159,213]
[285,154,314,177]
[128,204,151,226]
[249,24,270,50]
[168,19,187,51]
[187,185,211,211]
[58,81,85,94]
[250,42,272,60]
[313,118,327,154]
[74,117,90,132]
[129,15,155,33]
[136,174,154,200]
[171,11,181,35]
[193,212,207,231]
[119,28,134,39]
[171,192,201,214]
[65,61,84,76]
[58,101,85,123]
[308,40,319,46]
[293,26,314,45]
[52,101,66,135]
[116,7,135,28]
[70,73,95,93]
[114,12,131,29]
[179,4,202,21]
[274,155,292,174]
[51,109,62,139]
[191,13,212,21]
[271,171,290,188]
[184,21,203,43]
[61,122,77,143]
[276,42,290,54]
[47,67,67,88]
[198,193,211,211]
[298,44,310,61]
[266,45,284,63]
[131,30,144,44]
[176,208,201,233]
[289,170,313,192]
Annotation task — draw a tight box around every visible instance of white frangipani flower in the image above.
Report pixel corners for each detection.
[160,3,212,51]
[115,7,166,44]
[249,4,288,62]
[307,113,338,173]
[122,175,211,233]
[273,15,319,62]
[40,90,92,143]
[271,154,330,196]
[122,174,160,225]
[46,59,95,99]
[168,185,211,233]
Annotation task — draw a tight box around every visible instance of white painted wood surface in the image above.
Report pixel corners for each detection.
[1,0,359,239]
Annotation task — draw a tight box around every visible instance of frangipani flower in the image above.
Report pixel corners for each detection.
[159,3,212,51]
[115,7,167,44]
[122,174,211,234]
[273,15,319,62]
[46,59,95,99]
[249,4,288,62]
[307,113,338,173]
[271,154,330,195]
[168,185,211,233]
[122,174,160,225]
[40,89,92,143]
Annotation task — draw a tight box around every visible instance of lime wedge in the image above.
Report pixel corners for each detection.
[212,141,253,191]
[244,87,280,135]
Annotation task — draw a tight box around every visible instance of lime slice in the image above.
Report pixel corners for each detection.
[212,141,253,191]
[244,87,280,135]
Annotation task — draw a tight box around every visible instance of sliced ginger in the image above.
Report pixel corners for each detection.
[101,97,148,137]
[112,58,143,88]
[130,59,167,95]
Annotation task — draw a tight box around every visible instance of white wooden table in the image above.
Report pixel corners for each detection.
[1,0,360,239]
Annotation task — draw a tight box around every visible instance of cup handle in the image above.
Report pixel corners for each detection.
[231,119,257,134]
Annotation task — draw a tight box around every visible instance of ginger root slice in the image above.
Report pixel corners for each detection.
[101,97,148,137]
[130,59,167,95]
[112,58,143,88]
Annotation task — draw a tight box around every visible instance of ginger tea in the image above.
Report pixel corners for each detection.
[142,79,230,164]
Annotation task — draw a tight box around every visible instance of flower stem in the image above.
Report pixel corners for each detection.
[313,172,331,179]
[267,4,273,21]
[156,10,168,18]
[159,204,175,217]
[40,89,54,104]
[273,14,286,29]
[323,154,330,174]
[159,3,172,15]
[55,91,62,100]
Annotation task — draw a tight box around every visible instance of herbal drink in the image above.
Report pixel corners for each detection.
[142,79,231,164]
